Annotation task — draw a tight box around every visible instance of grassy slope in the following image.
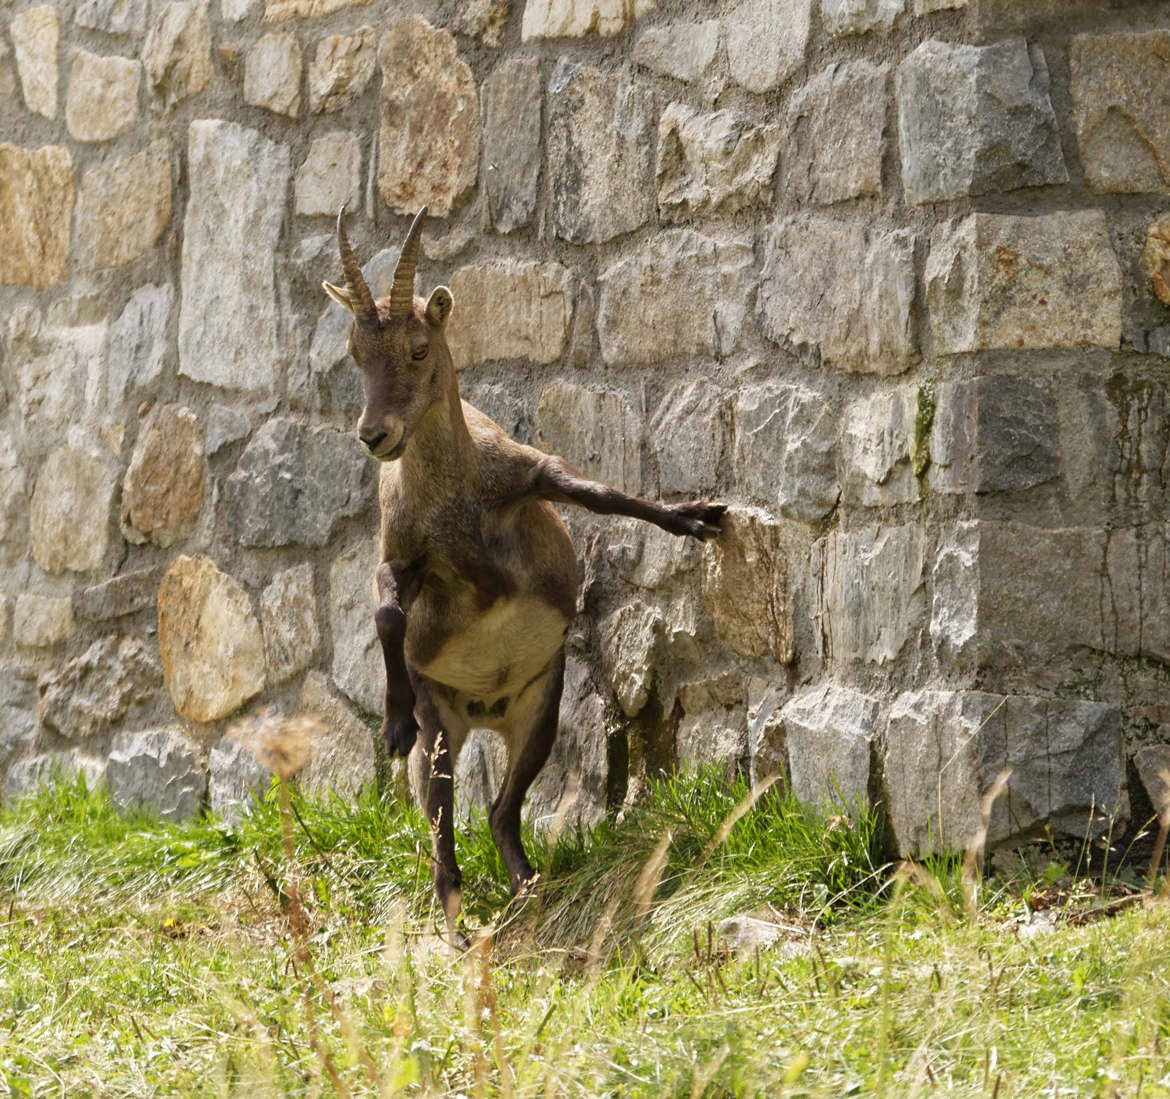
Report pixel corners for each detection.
[0,772,1167,1097]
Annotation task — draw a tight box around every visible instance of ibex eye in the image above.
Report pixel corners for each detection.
[411,345,428,361]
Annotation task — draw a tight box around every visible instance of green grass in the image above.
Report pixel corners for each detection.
[0,770,1168,1097]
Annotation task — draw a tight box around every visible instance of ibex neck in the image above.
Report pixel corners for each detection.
[400,374,472,490]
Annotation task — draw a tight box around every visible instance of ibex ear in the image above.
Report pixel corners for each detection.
[322,280,356,312]
[425,286,453,329]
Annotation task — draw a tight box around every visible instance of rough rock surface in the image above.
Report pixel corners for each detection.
[209,738,271,824]
[107,729,206,823]
[142,1,212,109]
[65,51,140,142]
[329,539,382,716]
[30,449,115,574]
[10,6,58,118]
[537,380,643,493]
[482,57,542,233]
[726,0,810,93]
[13,595,75,649]
[308,27,375,113]
[260,565,320,684]
[0,143,73,289]
[244,32,301,117]
[298,671,376,798]
[76,147,171,270]
[121,404,205,548]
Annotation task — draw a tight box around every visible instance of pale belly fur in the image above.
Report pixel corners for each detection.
[412,595,568,702]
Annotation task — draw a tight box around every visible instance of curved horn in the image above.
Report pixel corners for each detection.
[336,206,378,323]
[388,206,428,318]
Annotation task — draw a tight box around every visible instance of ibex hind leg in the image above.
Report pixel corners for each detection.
[491,650,565,897]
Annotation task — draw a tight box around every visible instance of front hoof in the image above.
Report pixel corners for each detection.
[677,500,726,541]
[381,714,418,757]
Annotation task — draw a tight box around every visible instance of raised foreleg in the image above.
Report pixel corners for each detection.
[374,558,426,757]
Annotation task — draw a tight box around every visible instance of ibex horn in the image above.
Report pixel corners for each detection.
[336,206,378,324]
[388,206,428,318]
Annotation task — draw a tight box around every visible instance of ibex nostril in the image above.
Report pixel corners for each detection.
[362,431,388,453]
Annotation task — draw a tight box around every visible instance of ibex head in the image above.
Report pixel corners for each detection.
[322,206,455,461]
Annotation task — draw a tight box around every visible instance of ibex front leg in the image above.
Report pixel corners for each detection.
[374,559,425,757]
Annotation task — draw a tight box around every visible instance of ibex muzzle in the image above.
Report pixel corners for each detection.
[324,208,724,949]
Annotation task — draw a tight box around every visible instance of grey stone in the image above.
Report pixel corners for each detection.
[294,132,361,217]
[482,57,542,234]
[107,728,207,823]
[726,0,810,93]
[760,215,916,375]
[308,27,376,114]
[107,285,173,411]
[329,538,382,716]
[75,568,161,623]
[841,386,918,507]
[205,405,250,455]
[546,60,654,244]
[30,448,115,574]
[4,753,101,803]
[14,320,105,458]
[142,1,212,109]
[298,671,376,799]
[1134,745,1170,821]
[821,0,905,36]
[453,728,507,819]
[633,21,719,84]
[0,432,27,563]
[222,420,372,548]
[0,673,39,770]
[260,564,320,685]
[718,915,794,954]
[537,380,644,495]
[520,0,653,39]
[657,104,780,219]
[780,685,879,812]
[0,40,16,104]
[75,0,150,34]
[243,32,301,117]
[785,60,887,206]
[14,594,73,648]
[650,381,728,497]
[179,121,289,393]
[677,713,748,774]
[929,521,979,673]
[599,600,664,718]
[898,39,1066,205]
[76,147,171,270]
[209,738,271,824]
[305,307,363,414]
[38,636,163,740]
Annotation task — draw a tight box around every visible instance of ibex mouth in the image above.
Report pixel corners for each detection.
[375,439,406,462]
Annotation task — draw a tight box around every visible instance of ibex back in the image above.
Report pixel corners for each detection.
[324,207,723,947]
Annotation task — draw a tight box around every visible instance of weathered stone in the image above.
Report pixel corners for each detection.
[1144,216,1170,306]
[915,0,965,9]
[785,60,887,206]
[537,381,643,494]
[482,57,542,233]
[0,674,39,775]
[0,433,26,563]
[158,556,267,723]
[263,0,371,20]
[108,728,206,822]
[294,132,360,216]
[840,388,917,508]
[0,143,73,290]
[453,728,507,818]
[260,564,320,684]
[308,27,375,113]
[731,384,839,524]
[75,568,161,623]
[546,60,654,244]
[107,284,173,409]
[926,212,1122,354]
[11,6,58,118]
[598,229,754,365]
[209,738,270,824]
[329,538,381,716]
[657,103,780,219]
[298,670,375,798]
[30,449,114,573]
[244,32,301,117]
[65,50,140,142]
[760,215,916,375]
[0,39,16,103]
[76,0,150,34]
[13,594,74,648]
[599,600,664,718]
[454,0,510,48]
[816,523,925,666]
[205,405,251,455]
[121,404,204,548]
[222,420,371,548]
[703,509,794,665]
[633,21,719,84]
[719,915,793,954]
[38,636,162,740]
[885,691,1124,855]
[4,753,103,803]
[677,713,747,774]
[822,0,904,35]
[179,120,288,393]
[521,0,653,39]
[1135,745,1170,821]
[1070,31,1170,194]
[377,17,478,218]
[929,521,978,672]
[142,1,212,109]
[898,39,1065,205]
[651,381,728,497]
[76,147,171,269]
[446,262,572,368]
[726,0,810,93]
[780,685,880,811]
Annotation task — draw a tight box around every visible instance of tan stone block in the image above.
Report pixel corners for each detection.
[294,132,360,216]
[260,564,320,684]
[244,32,301,117]
[13,594,74,648]
[77,147,171,269]
[263,0,371,21]
[121,404,205,548]
[307,27,374,113]
[11,5,58,119]
[0,143,72,290]
[453,0,510,47]
[1144,215,1170,306]
[726,0,810,93]
[66,50,140,142]
[142,1,211,109]
[30,449,115,574]
[521,0,654,39]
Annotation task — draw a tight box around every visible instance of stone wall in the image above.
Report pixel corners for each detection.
[2,0,1169,851]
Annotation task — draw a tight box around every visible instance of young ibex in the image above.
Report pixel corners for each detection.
[324,207,723,946]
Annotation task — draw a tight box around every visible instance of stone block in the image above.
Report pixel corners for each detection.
[107,284,173,409]
[260,564,320,684]
[1134,745,1170,821]
[65,51,139,142]
[308,27,375,113]
[13,594,74,648]
[76,0,149,31]
[75,568,161,623]
[0,433,26,563]
[633,21,719,84]
[898,39,1065,205]
[206,405,251,455]
[264,0,371,19]
[76,147,171,270]
[244,32,301,117]
[142,1,212,109]
[597,229,754,365]
[546,60,654,244]
[726,0,810,93]
[840,386,917,507]
[298,671,375,798]
[816,523,925,666]
[294,132,361,216]
[915,0,965,9]
[30,448,115,574]
[760,215,916,375]
[536,380,643,494]
[121,404,205,548]
[657,103,780,218]
[929,520,978,672]
[0,674,38,773]
[822,0,905,35]
[0,143,73,290]
[222,420,372,548]
[784,60,887,206]
[329,539,382,716]
[209,738,271,824]
[11,5,58,118]
[1146,215,1170,305]
[926,212,1122,354]
[1070,31,1170,194]
[108,729,207,822]
[38,636,162,740]
[377,17,478,218]
[651,380,728,497]
[158,555,266,723]
[5,753,104,803]
[731,384,839,524]
[599,600,664,718]
[482,57,542,233]
[521,0,653,39]
[446,262,572,368]
[179,120,288,393]
[454,0,510,48]
[0,39,16,104]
